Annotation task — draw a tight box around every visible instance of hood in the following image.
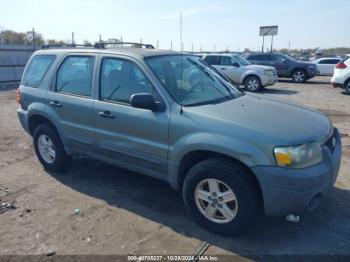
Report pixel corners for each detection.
[185,94,332,146]
[245,64,275,71]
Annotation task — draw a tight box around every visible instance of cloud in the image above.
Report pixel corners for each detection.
[155,6,222,20]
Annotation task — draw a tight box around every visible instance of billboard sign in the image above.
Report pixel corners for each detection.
[259,26,278,36]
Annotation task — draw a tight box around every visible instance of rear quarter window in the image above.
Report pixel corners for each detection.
[21,55,56,88]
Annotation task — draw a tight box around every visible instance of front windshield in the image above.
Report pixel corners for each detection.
[233,55,251,66]
[146,55,243,106]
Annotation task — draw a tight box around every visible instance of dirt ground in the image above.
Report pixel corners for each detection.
[0,76,349,258]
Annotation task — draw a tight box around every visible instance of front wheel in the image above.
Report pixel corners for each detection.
[183,159,260,236]
[243,76,262,92]
[292,69,307,83]
[345,79,350,94]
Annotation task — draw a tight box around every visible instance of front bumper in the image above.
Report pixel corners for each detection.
[261,75,278,87]
[252,128,342,216]
[306,68,316,78]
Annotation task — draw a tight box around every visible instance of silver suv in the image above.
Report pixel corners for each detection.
[202,53,277,92]
[17,44,342,236]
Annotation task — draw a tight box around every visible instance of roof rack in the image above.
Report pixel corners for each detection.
[94,42,155,49]
[41,44,93,49]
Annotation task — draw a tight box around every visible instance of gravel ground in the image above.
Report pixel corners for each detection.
[0,76,349,258]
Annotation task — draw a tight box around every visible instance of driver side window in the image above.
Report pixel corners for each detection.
[100,57,154,104]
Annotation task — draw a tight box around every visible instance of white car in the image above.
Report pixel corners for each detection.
[201,54,277,92]
[313,57,342,75]
[331,55,350,93]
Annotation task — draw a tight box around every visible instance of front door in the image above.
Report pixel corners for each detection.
[271,54,289,77]
[92,55,170,177]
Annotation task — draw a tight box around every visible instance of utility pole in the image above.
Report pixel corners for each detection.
[191,43,194,53]
[180,11,183,52]
[288,40,291,51]
[270,35,274,52]
[32,28,36,49]
[157,40,159,49]
[99,34,102,43]
[262,35,265,52]
[170,41,173,51]
[72,32,75,45]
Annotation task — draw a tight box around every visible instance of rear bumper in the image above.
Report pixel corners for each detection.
[17,107,30,134]
[331,82,344,88]
[251,128,342,216]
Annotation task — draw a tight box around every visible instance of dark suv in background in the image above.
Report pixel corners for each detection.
[244,52,316,83]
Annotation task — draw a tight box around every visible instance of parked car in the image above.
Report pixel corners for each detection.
[244,52,317,83]
[201,54,277,92]
[331,55,350,94]
[17,45,342,236]
[313,57,342,75]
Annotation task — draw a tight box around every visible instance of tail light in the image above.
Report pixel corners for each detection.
[16,88,21,104]
[336,63,347,69]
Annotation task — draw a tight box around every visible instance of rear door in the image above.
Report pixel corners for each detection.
[318,59,341,75]
[271,54,289,76]
[47,54,97,151]
[218,56,242,83]
[92,55,170,177]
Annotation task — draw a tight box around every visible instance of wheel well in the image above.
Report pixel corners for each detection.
[177,150,263,202]
[243,74,261,84]
[292,68,307,77]
[28,115,55,135]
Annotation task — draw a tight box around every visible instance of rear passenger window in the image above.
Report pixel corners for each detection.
[319,59,341,64]
[220,56,234,66]
[56,56,95,97]
[100,57,154,104]
[21,55,56,88]
[204,56,220,65]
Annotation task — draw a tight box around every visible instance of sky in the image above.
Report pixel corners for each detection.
[0,0,349,51]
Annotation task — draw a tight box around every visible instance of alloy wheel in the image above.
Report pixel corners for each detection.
[194,178,238,224]
[37,134,56,164]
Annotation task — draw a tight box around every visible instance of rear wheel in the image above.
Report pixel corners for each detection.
[243,76,262,92]
[183,159,260,236]
[33,123,68,172]
[292,69,307,83]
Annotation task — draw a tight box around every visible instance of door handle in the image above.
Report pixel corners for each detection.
[49,100,62,107]
[98,111,115,119]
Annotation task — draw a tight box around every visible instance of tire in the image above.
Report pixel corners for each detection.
[243,76,262,92]
[33,123,68,172]
[183,159,260,236]
[345,79,350,94]
[292,69,307,83]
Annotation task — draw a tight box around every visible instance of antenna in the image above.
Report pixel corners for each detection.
[179,11,184,114]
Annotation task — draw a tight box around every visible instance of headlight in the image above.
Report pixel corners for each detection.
[264,69,273,76]
[274,142,323,168]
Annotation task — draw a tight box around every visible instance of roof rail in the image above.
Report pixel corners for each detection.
[41,44,93,49]
[94,42,155,49]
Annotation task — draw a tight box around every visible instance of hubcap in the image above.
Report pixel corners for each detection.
[194,178,238,224]
[37,134,56,164]
[247,79,259,91]
[293,71,305,82]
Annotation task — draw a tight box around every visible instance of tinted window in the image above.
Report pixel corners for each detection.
[319,59,341,64]
[220,56,234,66]
[271,54,286,62]
[247,54,271,61]
[100,58,154,104]
[56,56,95,97]
[204,55,220,65]
[21,55,56,88]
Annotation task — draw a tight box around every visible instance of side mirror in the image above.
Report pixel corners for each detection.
[281,58,287,63]
[130,93,158,111]
[232,62,240,67]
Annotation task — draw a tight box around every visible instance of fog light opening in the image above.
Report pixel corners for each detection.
[307,193,322,211]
